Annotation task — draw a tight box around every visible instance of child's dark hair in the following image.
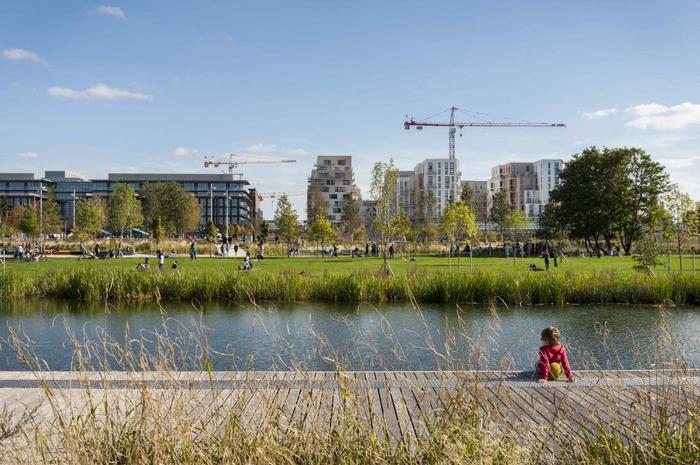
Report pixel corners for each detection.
[541,327,561,345]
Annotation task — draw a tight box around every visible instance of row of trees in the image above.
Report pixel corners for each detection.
[0,182,202,242]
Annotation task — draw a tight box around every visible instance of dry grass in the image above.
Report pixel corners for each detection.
[0,301,697,465]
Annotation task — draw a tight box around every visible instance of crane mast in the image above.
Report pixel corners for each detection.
[404,107,566,159]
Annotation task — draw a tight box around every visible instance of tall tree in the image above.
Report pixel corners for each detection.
[107,183,144,242]
[41,188,63,234]
[0,204,24,237]
[664,186,698,273]
[370,159,400,275]
[460,184,477,213]
[308,212,337,254]
[440,202,478,269]
[75,199,106,239]
[342,194,363,242]
[307,191,326,224]
[274,194,301,257]
[151,216,164,246]
[489,192,511,241]
[549,146,669,254]
[141,182,200,237]
[616,148,670,254]
[19,206,39,236]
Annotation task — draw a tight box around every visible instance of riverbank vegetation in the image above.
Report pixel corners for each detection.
[0,305,696,465]
[2,265,700,304]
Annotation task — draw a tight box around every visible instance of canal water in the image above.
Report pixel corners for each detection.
[0,300,697,371]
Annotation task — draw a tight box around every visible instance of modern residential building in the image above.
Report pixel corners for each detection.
[411,158,461,221]
[460,180,488,222]
[0,170,258,232]
[306,155,360,228]
[487,159,563,221]
[396,170,414,217]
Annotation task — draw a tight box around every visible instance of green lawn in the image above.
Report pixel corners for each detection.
[2,253,699,276]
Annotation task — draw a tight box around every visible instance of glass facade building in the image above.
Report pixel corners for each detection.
[0,171,258,231]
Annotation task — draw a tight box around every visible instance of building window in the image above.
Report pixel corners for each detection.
[337,159,346,165]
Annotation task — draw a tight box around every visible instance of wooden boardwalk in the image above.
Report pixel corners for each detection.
[0,369,698,443]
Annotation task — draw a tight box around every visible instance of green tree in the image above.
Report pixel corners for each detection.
[503,210,529,242]
[342,194,363,242]
[0,204,24,237]
[274,194,301,257]
[440,202,478,270]
[390,211,413,258]
[151,216,164,246]
[258,221,269,244]
[617,148,670,255]
[75,199,106,239]
[204,220,219,243]
[307,191,326,225]
[664,186,699,273]
[107,183,143,242]
[308,213,337,254]
[370,159,400,275]
[489,192,511,241]
[460,184,477,213]
[537,203,564,242]
[41,188,63,234]
[141,182,200,237]
[19,206,39,236]
[550,147,669,254]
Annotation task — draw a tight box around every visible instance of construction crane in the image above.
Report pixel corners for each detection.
[203,153,297,174]
[257,191,306,201]
[404,107,566,159]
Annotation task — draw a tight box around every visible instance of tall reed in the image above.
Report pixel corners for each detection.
[2,268,700,305]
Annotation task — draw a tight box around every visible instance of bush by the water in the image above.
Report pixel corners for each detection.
[2,268,699,305]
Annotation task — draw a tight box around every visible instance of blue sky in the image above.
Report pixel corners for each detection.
[2,0,699,216]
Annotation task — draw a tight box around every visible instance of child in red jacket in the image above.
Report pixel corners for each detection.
[537,327,576,383]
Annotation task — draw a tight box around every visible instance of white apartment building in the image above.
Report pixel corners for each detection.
[396,170,414,217]
[413,158,461,219]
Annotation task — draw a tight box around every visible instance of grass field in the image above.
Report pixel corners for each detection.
[2,253,699,276]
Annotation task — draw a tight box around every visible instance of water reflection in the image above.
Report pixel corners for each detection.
[0,300,697,371]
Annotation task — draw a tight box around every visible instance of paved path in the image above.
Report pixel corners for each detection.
[0,369,697,443]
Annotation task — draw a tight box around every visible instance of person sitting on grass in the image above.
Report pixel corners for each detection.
[136,257,150,271]
[528,264,544,272]
[171,261,179,270]
[536,327,575,383]
[240,255,252,271]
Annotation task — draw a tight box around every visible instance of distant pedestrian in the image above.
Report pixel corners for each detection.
[542,249,550,271]
[389,244,395,259]
[234,244,239,255]
[157,248,165,271]
[190,241,197,260]
[365,242,369,257]
[553,252,558,268]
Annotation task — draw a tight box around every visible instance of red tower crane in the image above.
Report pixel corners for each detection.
[404,107,566,159]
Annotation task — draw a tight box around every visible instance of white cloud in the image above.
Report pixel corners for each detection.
[173,147,199,157]
[97,5,126,19]
[245,143,278,153]
[626,102,700,130]
[658,156,700,169]
[47,83,153,100]
[3,48,46,64]
[582,108,617,119]
[244,142,309,157]
[19,152,38,159]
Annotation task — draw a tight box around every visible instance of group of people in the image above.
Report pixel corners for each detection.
[12,242,44,262]
[79,242,124,260]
